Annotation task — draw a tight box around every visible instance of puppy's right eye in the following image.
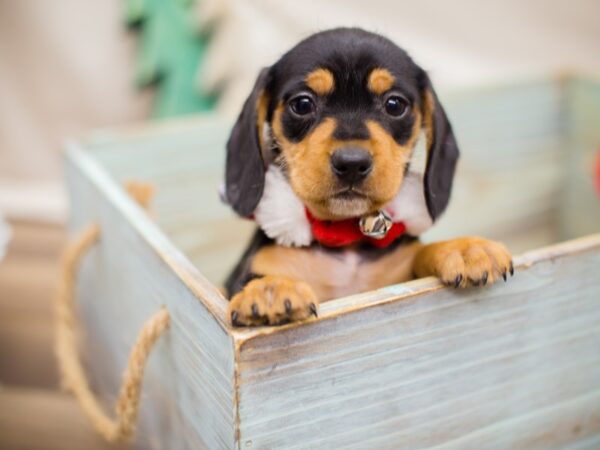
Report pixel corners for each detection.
[384,95,409,117]
[289,95,315,116]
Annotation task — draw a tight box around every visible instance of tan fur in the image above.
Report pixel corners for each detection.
[422,90,435,152]
[367,68,395,95]
[413,236,513,287]
[305,68,335,96]
[228,275,318,326]
[251,242,422,300]
[255,90,269,151]
[271,105,422,220]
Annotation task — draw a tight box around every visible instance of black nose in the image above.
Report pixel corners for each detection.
[330,147,373,183]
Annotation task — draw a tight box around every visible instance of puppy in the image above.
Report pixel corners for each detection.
[223,28,512,326]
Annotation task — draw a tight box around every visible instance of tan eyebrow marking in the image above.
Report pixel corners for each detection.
[367,68,395,95]
[305,68,335,96]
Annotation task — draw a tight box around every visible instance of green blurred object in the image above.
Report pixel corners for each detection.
[125,0,216,117]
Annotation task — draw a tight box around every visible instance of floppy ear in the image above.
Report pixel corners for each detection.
[419,72,460,221]
[225,68,271,216]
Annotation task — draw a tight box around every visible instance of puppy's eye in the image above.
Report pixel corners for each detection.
[289,95,315,116]
[384,95,408,117]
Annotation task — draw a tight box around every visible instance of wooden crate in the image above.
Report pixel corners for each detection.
[65,76,600,449]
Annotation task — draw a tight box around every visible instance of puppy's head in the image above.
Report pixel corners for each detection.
[226,28,458,222]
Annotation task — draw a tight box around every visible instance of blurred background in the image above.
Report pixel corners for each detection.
[0,0,599,448]
[2,0,600,224]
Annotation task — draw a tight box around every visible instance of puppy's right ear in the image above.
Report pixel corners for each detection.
[225,68,272,216]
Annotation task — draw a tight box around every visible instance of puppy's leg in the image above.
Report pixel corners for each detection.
[413,237,513,288]
[229,275,318,327]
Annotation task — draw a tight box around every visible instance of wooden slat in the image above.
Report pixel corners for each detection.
[0,387,127,450]
[0,220,64,388]
[0,312,56,388]
[0,220,64,314]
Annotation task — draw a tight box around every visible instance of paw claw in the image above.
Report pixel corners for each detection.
[309,302,318,317]
[251,303,259,318]
[482,271,488,286]
[509,261,514,276]
[284,298,292,314]
[502,271,507,282]
[231,310,239,326]
[454,274,463,288]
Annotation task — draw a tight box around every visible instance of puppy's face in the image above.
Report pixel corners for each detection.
[226,28,458,224]
[265,34,426,220]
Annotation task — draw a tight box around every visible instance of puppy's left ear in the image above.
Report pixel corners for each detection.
[419,70,460,221]
[225,68,271,217]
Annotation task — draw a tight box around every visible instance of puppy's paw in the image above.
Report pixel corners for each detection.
[229,276,319,327]
[415,237,513,288]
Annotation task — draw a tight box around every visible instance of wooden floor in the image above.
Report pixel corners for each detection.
[0,220,124,449]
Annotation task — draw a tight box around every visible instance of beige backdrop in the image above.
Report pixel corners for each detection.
[1,0,600,222]
[0,0,152,221]
[199,0,600,115]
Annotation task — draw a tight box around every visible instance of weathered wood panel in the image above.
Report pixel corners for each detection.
[66,144,235,450]
[86,117,255,285]
[234,236,600,449]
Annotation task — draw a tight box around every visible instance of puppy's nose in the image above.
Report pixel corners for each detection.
[330,147,373,183]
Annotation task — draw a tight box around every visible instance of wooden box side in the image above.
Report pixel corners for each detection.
[234,235,600,449]
[82,116,256,286]
[65,144,236,449]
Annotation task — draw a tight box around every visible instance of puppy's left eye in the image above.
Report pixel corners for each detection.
[384,95,409,117]
[289,95,316,116]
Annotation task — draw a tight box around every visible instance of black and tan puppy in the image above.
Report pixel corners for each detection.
[224,28,512,326]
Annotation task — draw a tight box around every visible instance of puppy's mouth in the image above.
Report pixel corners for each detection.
[332,187,368,200]
[323,187,373,219]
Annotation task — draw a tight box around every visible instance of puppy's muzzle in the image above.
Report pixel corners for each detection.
[330,147,373,184]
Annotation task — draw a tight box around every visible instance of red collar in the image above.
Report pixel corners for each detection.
[305,209,406,248]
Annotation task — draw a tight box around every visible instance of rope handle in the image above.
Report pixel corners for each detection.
[54,182,169,443]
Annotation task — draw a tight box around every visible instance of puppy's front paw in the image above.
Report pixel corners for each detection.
[229,276,319,327]
[415,237,513,288]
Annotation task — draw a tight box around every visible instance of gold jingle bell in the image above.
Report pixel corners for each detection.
[359,210,393,239]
